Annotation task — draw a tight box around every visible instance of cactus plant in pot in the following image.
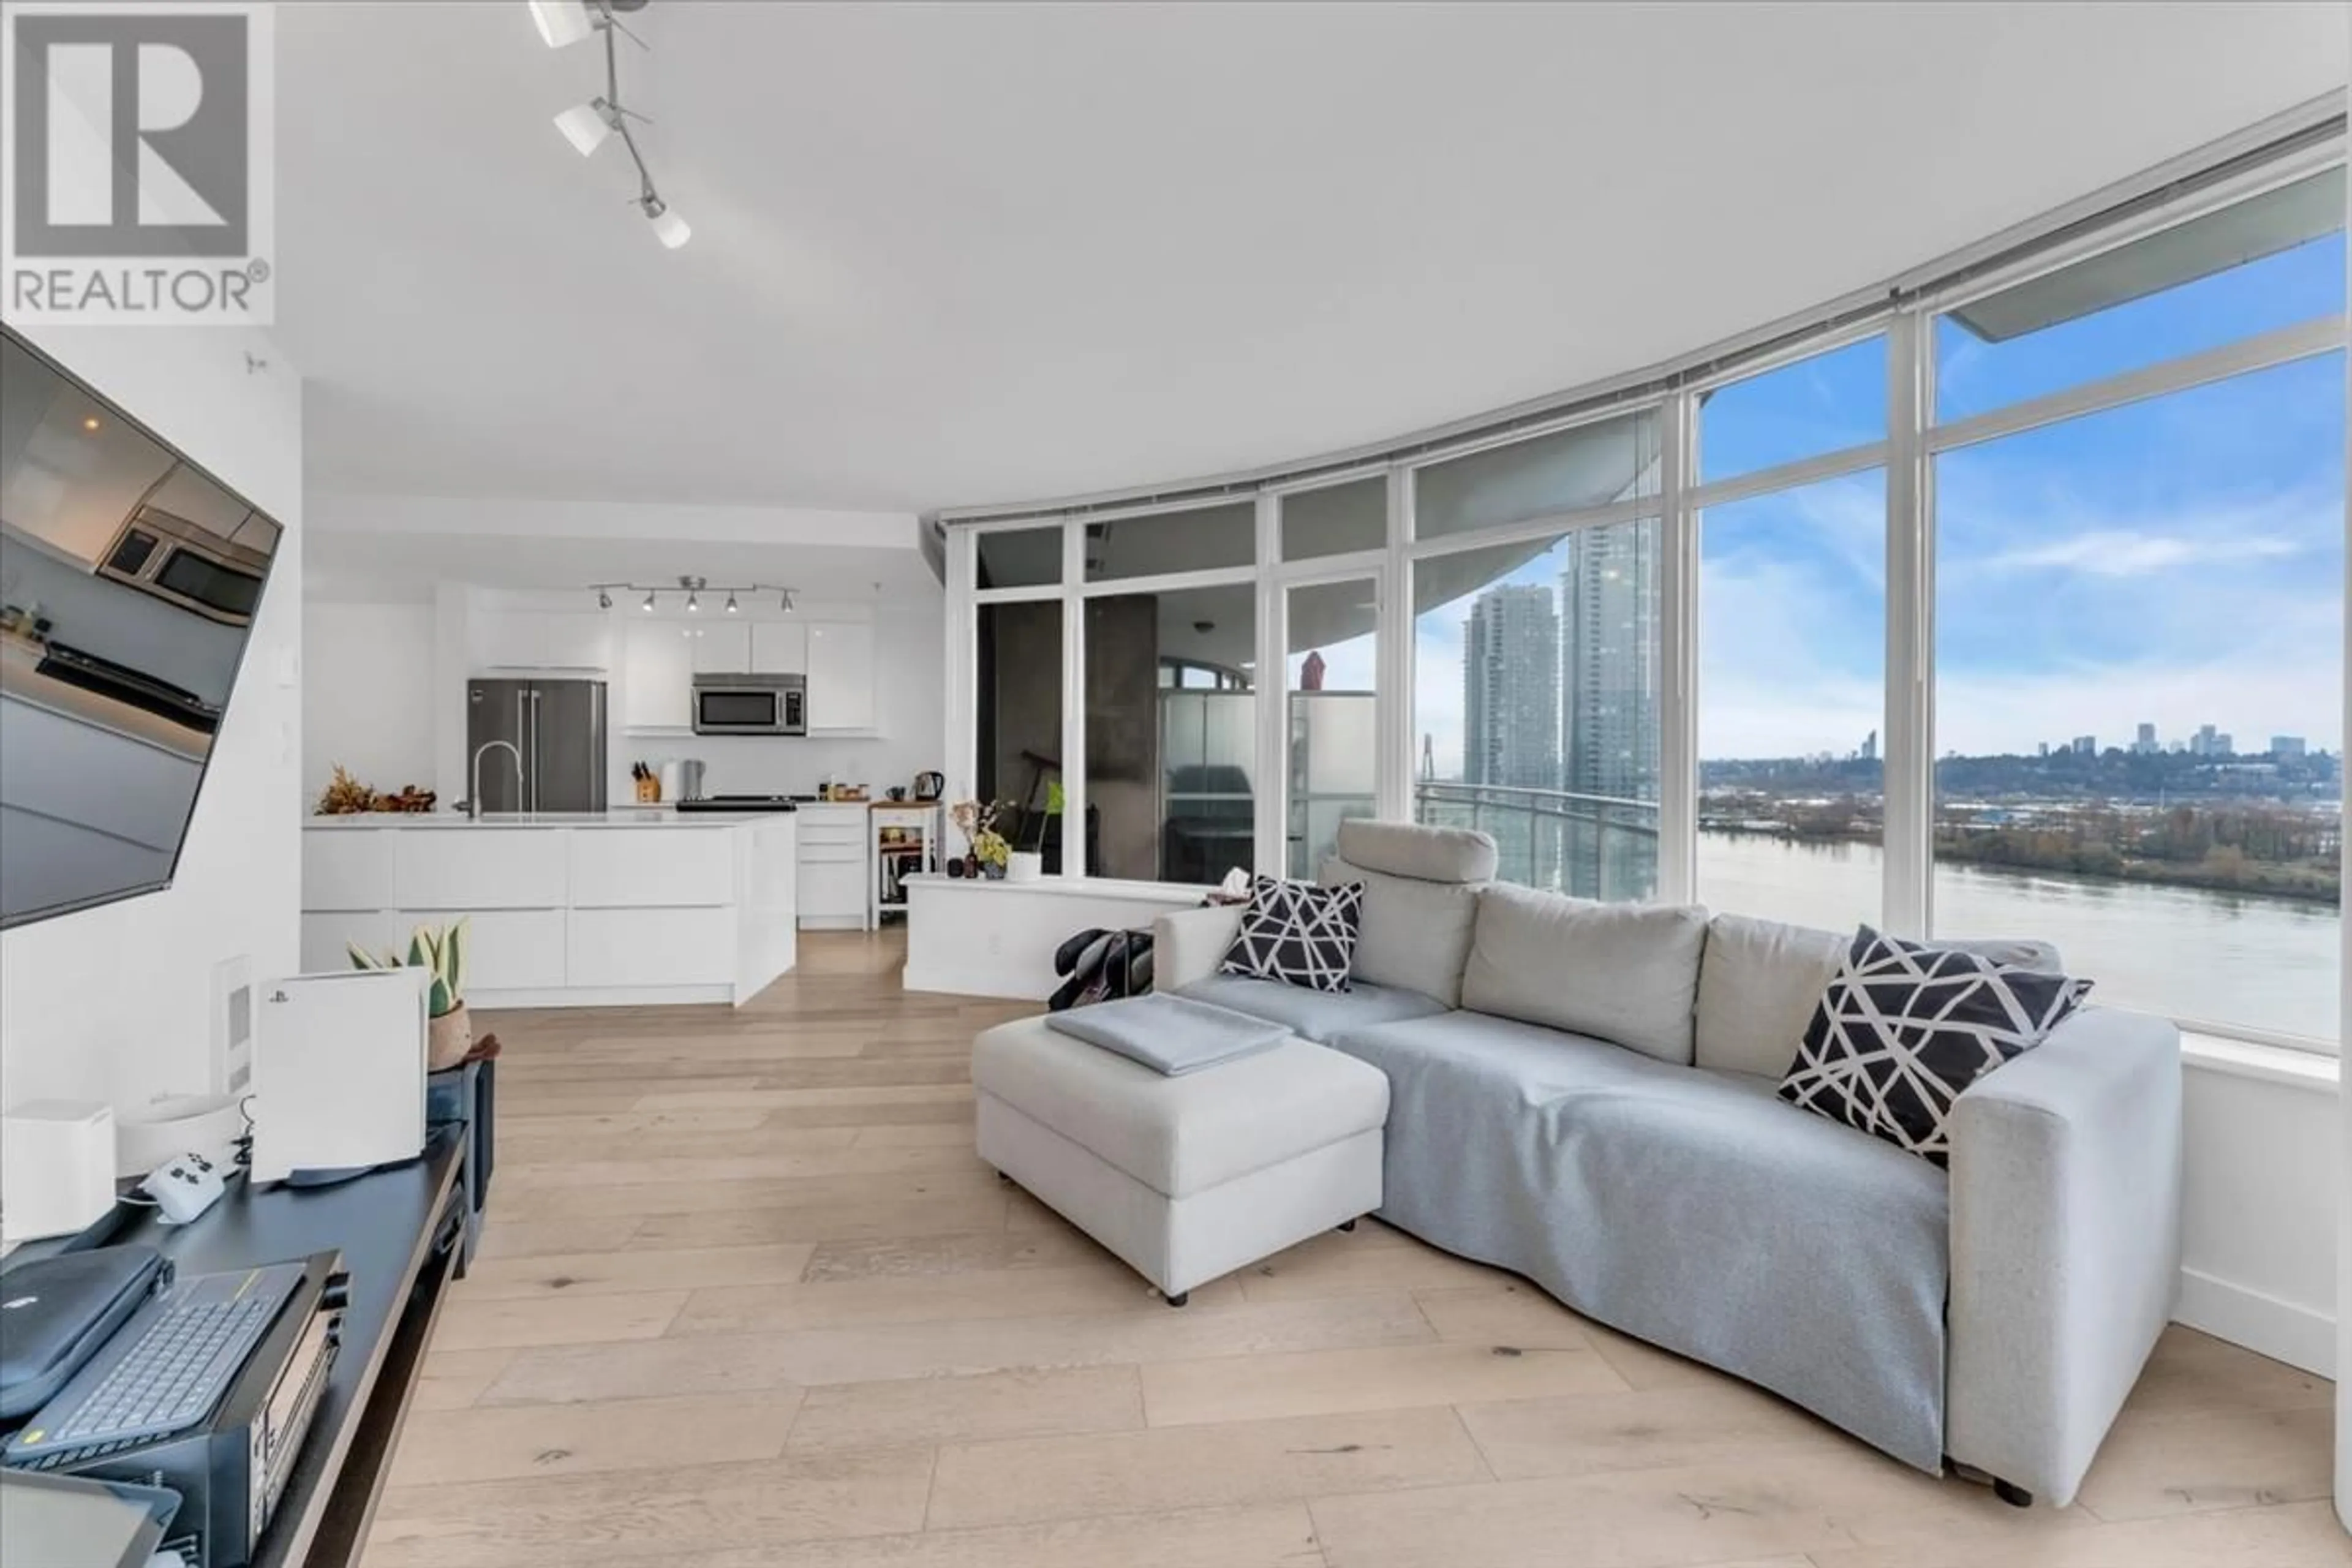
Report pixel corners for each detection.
[349,918,473,1070]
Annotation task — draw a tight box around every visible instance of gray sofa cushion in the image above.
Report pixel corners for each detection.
[1321,858,1480,1007]
[1327,1008,1951,1472]
[1177,972,1449,1044]
[1460,884,1709,1065]
[1695,913,1847,1079]
[1335,818,1497,884]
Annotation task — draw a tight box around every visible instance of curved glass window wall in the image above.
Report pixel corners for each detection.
[947,123,2348,1055]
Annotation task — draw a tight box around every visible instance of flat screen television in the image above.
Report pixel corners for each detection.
[0,326,285,929]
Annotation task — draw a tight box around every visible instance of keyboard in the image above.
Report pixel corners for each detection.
[7,1265,302,1462]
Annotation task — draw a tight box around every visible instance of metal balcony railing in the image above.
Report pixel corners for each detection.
[1414,781,1660,902]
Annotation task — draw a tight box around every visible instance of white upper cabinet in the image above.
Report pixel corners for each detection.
[690,622,753,674]
[750,620,807,674]
[805,620,877,732]
[624,619,692,730]
[476,610,609,673]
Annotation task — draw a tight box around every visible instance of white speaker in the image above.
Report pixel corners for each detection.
[0,1100,119,1243]
[249,968,429,1184]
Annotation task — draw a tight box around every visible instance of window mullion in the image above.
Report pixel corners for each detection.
[1882,311,1932,938]
[1657,393,1697,907]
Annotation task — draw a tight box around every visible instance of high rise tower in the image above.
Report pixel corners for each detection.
[1558,521,1660,802]
[1462,583,1559,791]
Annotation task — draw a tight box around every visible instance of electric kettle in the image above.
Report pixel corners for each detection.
[913,771,944,801]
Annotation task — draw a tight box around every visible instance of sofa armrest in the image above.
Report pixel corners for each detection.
[1151,905,1244,992]
[1945,1005,2182,1506]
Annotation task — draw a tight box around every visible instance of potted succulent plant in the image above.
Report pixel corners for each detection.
[349,918,473,1070]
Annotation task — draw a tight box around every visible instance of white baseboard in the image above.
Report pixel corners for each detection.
[901,963,1040,1001]
[472,984,737,1009]
[2174,1267,2337,1377]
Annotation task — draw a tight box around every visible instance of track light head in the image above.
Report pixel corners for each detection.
[597,587,612,609]
[724,592,739,614]
[779,589,796,612]
[686,590,699,612]
[554,99,614,156]
[528,0,595,50]
[642,590,657,612]
[641,195,692,249]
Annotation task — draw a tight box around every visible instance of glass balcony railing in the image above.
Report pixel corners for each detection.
[1414,782,1660,903]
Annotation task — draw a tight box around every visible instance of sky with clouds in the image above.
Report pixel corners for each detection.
[1400,227,2346,776]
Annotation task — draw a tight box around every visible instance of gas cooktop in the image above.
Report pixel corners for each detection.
[673,794,802,813]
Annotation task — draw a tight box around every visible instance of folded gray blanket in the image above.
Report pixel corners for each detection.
[1045,993,1289,1075]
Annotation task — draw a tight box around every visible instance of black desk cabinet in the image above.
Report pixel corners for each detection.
[2,1132,469,1568]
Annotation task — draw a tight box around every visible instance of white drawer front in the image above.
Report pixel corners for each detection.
[393,829,568,910]
[798,859,866,919]
[568,907,735,987]
[301,911,404,973]
[407,908,568,992]
[570,828,734,907]
[303,830,394,911]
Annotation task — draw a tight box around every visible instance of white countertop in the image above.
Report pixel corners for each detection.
[306,809,786,829]
[902,872,1212,905]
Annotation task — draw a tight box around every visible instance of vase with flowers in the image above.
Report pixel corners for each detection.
[949,798,1015,880]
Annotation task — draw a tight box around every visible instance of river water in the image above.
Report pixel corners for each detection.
[1695,832,2340,1047]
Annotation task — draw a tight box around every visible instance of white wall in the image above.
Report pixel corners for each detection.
[2171,1052,2339,1378]
[301,600,434,801]
[0,324,302,1118]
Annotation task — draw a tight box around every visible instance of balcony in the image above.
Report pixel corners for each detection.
[1415,781,1659,902]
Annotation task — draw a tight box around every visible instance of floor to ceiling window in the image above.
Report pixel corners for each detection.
[1413,525,1662,901]
[1085,579,1256,884]
[1286,577,1379,878]
[1692,336,1890,929]
[1697,470,1887,930]
[1929,183,2346,1049]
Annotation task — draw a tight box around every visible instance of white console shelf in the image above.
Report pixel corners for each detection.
[302,810,797,1008]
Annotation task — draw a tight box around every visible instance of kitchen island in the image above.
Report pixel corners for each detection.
[301,809,796,1007]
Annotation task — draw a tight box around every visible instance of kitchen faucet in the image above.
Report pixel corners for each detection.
[468,740,523,820]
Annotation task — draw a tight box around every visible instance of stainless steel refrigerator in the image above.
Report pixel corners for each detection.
[466,678,608,813]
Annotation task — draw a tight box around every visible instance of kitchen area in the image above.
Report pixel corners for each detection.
[300,543,949,1007]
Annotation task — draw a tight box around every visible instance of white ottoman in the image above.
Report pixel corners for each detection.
[973,1014,1389,1304]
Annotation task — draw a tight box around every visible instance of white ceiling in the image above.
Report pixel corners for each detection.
[278,2,2347,516]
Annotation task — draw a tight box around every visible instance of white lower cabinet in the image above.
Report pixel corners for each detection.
[301,911,403,973]
[796,805,868,929]
[569,828,733,907]
[568,906,736,988]
[393,830,568,910]
[409,908,568,992]
[797,861,866,929]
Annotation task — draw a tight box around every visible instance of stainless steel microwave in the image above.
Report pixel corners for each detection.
[97,504,273,626]
[692,672,805,736]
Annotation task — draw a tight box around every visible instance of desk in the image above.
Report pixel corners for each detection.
[1,1132,467,1568]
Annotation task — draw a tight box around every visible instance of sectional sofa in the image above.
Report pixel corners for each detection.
[1151,818,2184,1510]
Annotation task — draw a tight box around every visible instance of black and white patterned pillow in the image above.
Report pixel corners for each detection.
[1218,876,1365,994]
[1777,925,2092,1167]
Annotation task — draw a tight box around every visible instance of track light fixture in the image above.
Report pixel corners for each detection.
[533,1,688,249]
[529,0,595,50]
[594,581,794,613]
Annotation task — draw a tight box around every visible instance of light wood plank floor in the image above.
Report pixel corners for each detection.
[363,930,2346,1568]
